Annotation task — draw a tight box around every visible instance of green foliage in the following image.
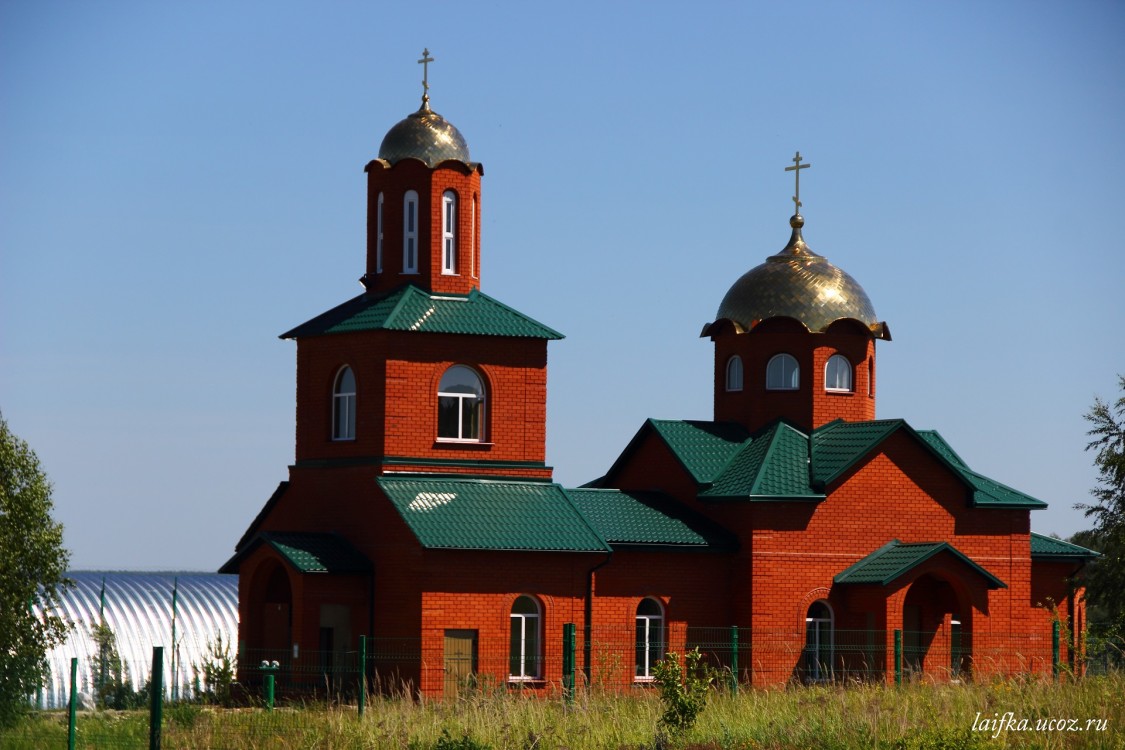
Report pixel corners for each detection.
[89,619,148,710]
[652,647,714,736]
[0,413,70,728]
[1078,374,1125,628]
[433,727,491,750]
[194,633,236,706]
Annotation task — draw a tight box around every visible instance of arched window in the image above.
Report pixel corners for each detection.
[509,595,541,680]
[766,353,799,390]
[403,190,418,273]
[824,354,853,392]
[437,365,485,441]
[332,366,356,441]
[635,598,665,680]
[804,600,833,682]
[376,192,384,273]
[725,355,743,392]
[442,190,457,275]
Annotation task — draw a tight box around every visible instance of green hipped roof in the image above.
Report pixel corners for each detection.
[281,285,564,340]
[834,540,1007,589]
[565,489,737,549]
[1030,532,1099,560]
[219,532,372,575]
[608,417,1046,509]
[377,477,608,552]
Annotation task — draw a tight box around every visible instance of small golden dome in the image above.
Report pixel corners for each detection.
[713,214,886,336]
[378,100,471,167]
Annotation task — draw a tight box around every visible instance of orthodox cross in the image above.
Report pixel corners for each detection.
[785,151,810,213]
[418,48,434,99]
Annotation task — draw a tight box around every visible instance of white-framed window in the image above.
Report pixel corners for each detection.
[437,365,485,441]
[470,194,477,279]
[804,600,833,682]
[403,190,418,274]
[376,192,384,273]
[825,354,853,392]
[766,353,800,390]
[635,598,665,680]
[332,366,356,441]
[725,355,743,392]
[442,190,457,275]
[509,595,541,680]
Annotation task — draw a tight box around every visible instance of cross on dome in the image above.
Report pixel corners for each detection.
[785,151,811,214]
[418,48,434,106]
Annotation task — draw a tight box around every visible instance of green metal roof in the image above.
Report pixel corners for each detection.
[644,420,751,484]
[221,532,372,574]
[810,419,904,487]
[377,477,609,552]
[701,422,824,501]
[834,539,1006,589]
[915,430,970,469]
[1030,532,1099,560]
[565,489,737,549]
[281,285,564,340]
[961,468,1048,509]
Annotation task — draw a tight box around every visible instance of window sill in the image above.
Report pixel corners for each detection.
[330,437,356,443]
[435,439,493,447]
[824,389,854,396]
[507,677,544,686]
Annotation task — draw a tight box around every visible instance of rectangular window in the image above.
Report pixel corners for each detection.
[376,193,384,273]
[403,191,418,273]
[442,192,457,275]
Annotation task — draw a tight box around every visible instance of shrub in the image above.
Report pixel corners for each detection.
[652,647,714,736]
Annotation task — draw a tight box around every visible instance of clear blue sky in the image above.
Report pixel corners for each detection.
[2,1,1122,570]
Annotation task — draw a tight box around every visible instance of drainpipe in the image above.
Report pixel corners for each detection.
[584,551,613,682]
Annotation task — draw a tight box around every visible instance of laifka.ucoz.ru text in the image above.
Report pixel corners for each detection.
[973,712,1108,739]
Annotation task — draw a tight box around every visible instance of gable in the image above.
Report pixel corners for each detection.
[834,539,1006,589]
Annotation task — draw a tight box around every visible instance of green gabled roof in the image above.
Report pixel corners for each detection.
[249,532,371,574]
[701,422,823,501]
[810,419,904,486]
[377,477,608,552]
[281,285,564,340]
[645,420,752,484]
[566,489,737,550]
[1030,532,1099,560]
[915,430,970,469]
[834,539,1006,589]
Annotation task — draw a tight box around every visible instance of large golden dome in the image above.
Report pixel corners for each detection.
[378,100,471,167]
[713,214,888,337]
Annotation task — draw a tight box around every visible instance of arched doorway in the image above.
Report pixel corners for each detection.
[803,600,834,682]
[902,574,969,679]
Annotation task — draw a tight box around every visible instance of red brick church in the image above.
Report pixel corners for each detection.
[221,57,1095,694]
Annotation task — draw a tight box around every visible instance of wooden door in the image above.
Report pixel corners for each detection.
[443,630,478,697]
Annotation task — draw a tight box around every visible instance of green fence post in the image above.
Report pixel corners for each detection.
[562,623,576,704]
[1052,620,1060,680]
[729,626,739,694]
[149,646,164,750]
[894,629,902,686]
[358,635,367,717]
[67,657,77,750]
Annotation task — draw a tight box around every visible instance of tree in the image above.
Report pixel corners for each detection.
[1078,375,1125,627]
[0,413,70,727]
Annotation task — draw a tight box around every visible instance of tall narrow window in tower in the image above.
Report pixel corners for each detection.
[442,190,457,274]
[332,366,356,441]
[635,598,664,680]
[403,190,418,273]
[725,355,744,392]
[437,365,485,441]
[824,354,853,392]
[766,353,800,390]
[470,194,478,278]
[509,595,541,680]
[376,192,384,273]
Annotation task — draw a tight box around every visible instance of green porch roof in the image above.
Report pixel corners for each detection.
[1030,532,1099,560]
[219,531,372,575]
[833,539,1006,589]
[377,477,608,552]
[281,285,564,340]
[565,489,737,549]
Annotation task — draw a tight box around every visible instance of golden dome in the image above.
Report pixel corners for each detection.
[378,100,471,167]
[713,214,888,337]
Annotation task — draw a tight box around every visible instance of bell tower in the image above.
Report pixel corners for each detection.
[362,49,482,296]
[701,154,890,434]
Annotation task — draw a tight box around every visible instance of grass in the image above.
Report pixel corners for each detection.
[2,673,1122,750]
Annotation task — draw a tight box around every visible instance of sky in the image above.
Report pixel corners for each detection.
[2,1,1123,571]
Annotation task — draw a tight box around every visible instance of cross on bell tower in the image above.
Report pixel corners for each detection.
[418,48,434,108]
[785,151,810,214]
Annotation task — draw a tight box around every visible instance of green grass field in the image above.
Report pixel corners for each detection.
[3,673,1122,750]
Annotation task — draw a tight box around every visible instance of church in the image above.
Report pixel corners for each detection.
[221,54,1095,695]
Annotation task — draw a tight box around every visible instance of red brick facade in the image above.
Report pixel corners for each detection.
[224,96,1088,697]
